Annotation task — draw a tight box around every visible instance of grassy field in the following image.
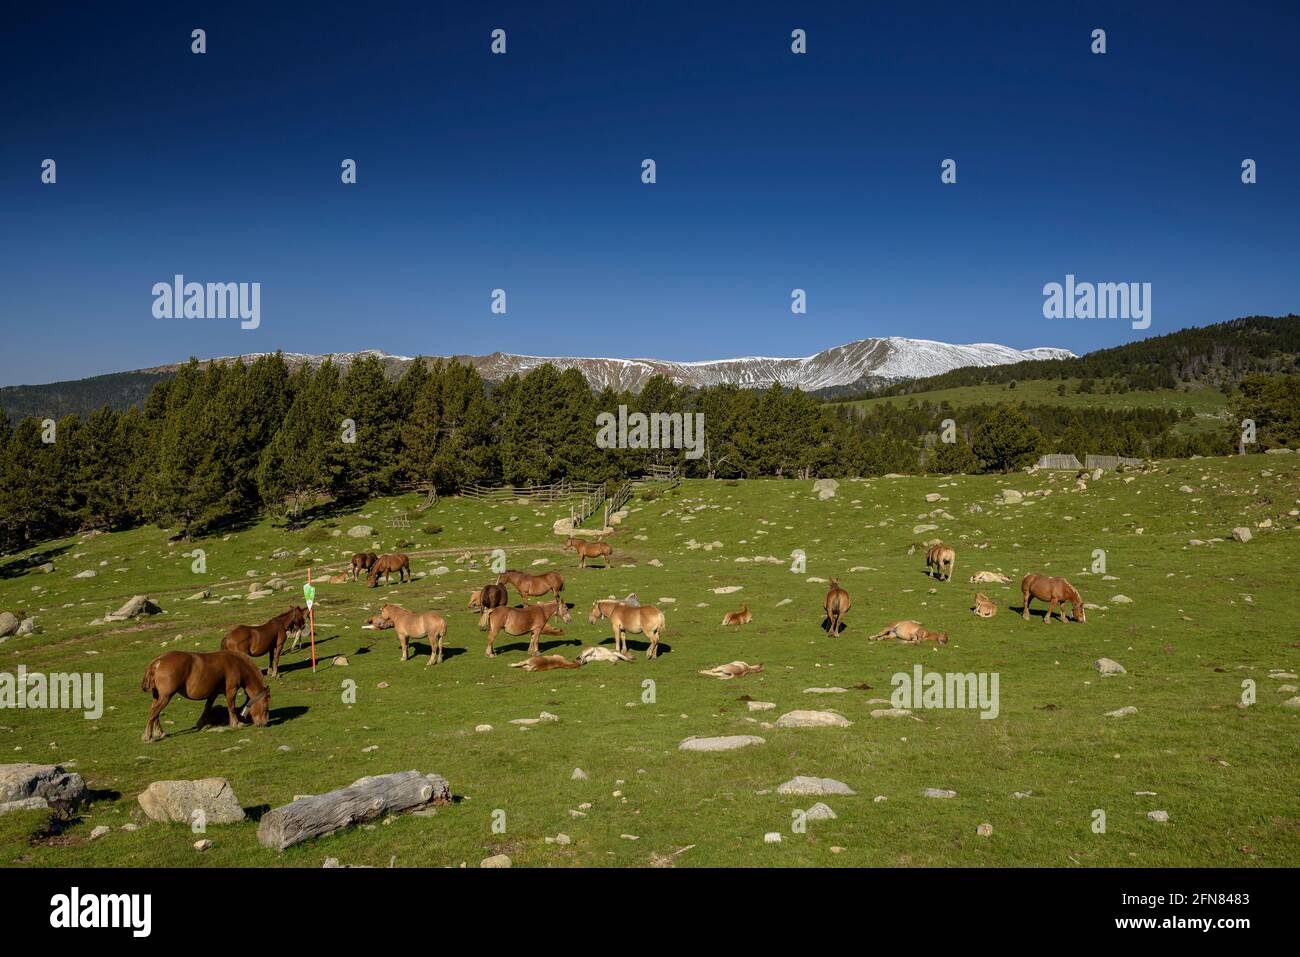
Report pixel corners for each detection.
[1,454,1298,868]
[837,379,1231,435]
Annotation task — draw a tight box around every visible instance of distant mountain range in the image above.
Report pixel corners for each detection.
[1,337,1074,420]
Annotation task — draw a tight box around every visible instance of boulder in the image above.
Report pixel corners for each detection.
[137,778,245,825]
[0,613,18,638]
[812,478,838,500]
[0,763,89,812]
[481,854,512,868]
[73,570,96,579]
[1000,490,1023,504]
[1093,658,1126,676]
[346,525,374,538]
[804,802,837,821]
[1232,527,1252,543]
[16,618,35,636]
[105,595,162,622]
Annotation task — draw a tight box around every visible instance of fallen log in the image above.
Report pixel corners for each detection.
[257,770,451,851]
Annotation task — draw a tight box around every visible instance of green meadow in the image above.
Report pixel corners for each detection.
[1,454,1297,868]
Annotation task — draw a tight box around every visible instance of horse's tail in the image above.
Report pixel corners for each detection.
[140,659,159,697]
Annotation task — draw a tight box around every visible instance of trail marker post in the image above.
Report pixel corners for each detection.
[303,574,317,672]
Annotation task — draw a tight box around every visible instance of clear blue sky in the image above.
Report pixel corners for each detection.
[2,0,1297,385]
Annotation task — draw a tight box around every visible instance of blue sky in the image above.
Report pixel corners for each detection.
[2,0,1297,385]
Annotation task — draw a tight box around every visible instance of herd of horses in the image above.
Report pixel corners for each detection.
[136,533,1085,741]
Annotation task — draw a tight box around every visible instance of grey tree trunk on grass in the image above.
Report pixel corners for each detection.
[257,770,451,851]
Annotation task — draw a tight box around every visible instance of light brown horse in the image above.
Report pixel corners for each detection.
[509,654,582,672]
[482,598,571,657]
[926,544,956,581]
[972,593,998,618]
[564,536,613,568]
[367,604,449,666]
[349,552,378,581]
[589,600,666,659]
[140,650,270,742]
[1021,574,1086,623]
[367,553,410,587]
[220,605,306,678]
[468,583,509,612]
[721,603,751,626]
[497,569,565,605]
[869,620,949,644]
[824,579,851,637]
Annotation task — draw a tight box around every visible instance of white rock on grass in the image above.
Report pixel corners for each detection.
[922,788,957,799]
[570,768,588,780]
[1093,658,1126,675]
[1147,810,1170,823]
[678,735,765,752]
[481,854,512,867]
[764,831,783,843]
[777,776,855,796]
[1232,527,1252,543]
[775,710,852,728]
[804,802,837,821]
[803,687,847,694]
[871,708,913,718]
[1105,706,1138,718]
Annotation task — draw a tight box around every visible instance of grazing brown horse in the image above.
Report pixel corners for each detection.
[140,650,270,742]
[367,553,411,587]
[564,536,613,568]
[468,583,509,612]
[349,552,379,581]
[365,604,448,666]
[926,544,956,581]
[220,605,306,678]
[589,600,666,659]
[509,654,582,672]
[1021,574,1086,623]
[824,579,851,637]
[869,620,949,644]
[972,593,998,618]
[497,569,564,605]
[721,603,751,627]
[482,598,571,657]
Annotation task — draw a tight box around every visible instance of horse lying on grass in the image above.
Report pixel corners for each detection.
[869,620,950,644]
[140,650,270,742]
[721,603,751,626]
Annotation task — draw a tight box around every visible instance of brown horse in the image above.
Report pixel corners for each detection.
[367,553,411,587]
[564,536,613,568]
[721,603,751,627]
[366,604,448,666]
[589,600,666,659]
[824,579,851,637]
[220,605,306,678]
[1021,574,1086,623]
[468,583,509,612]
[349,552,378,581]
[509,654,582,672]
[869,620,949,644]
[972,593,998,618]
[140,650,270,742]
[497,569,564,605]
[482,598,571,657]
[925,544,956,581]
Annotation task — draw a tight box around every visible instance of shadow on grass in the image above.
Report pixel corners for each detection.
[0,543,73,580]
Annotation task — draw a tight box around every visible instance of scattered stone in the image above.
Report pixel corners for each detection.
[871,708,913,718]
[475,724,492,732]
[803,687,847,694]
[137,778,245,824]
[804,802,837,821]
[0,613,18,638]
[332,656,349,667]
[347,525,375,538]
[1093,658,1126,676]
[747,701,776,712]
[104,595,162,622]
[194,839,213,852]
[1147,810,1169,823]
[678,735,765,752]
[777,776,855,796]
[89,825,111,841]
[775,710,852,729]
[571,768,588,780]
[0,763,89,811]
[922,788,957,799]
[1232,527,1252,543]
[764,832,782,843]
[481,854,511,868]
[1105,706,1138,718]
[977,823,993,837]
[1110,595,1132,604]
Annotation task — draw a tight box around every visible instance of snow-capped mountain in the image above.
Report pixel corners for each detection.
[455,337,1074,392]
[154,338,1075,393]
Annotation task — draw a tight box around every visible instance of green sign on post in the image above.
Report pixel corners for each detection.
[303,583,316,609]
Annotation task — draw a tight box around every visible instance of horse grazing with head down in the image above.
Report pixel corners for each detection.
[140,650,270,742]
[220,605,306,678]
[1021,574,1086,623]
[367,553,410,587]
[564,536,613,568]
[824,579,851,637]
[497,569,564,605]
[468,583,509,612]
